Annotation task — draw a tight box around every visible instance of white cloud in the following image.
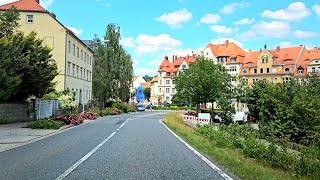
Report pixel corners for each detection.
[252,21,290,38]
[107,2,111,7]
[293,30,318,38]
[122,34,182,54]
[220,2,249,14]
[65,26,83,36]
[210,38,243,47]
[148,60,162,66]
[278,41,293,48]
[210,25,233,34]
[233,18,254,25]
[235,30,257,42]
[121,37,135,47]
[156,9,192,29]
[261,2,310,21]
[200,14,221,24]
[168,47,203,57]
[134,68,158,76]
[312,5,320,16]
[0,0,54,8]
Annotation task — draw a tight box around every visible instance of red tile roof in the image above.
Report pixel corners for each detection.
[295,48,320,76]
[0,0,46,12]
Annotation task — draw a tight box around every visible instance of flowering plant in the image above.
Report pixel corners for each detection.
[58,95,76,110]
[79,112,97,120]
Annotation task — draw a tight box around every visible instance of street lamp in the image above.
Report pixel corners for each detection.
[82,39,109,112]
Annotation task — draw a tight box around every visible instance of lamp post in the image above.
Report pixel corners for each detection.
[82,39,109,112]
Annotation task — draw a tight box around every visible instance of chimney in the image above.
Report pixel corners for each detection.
[260,48,262,53]
[165,55,168,60]
[225,40,229,46]
[187,54,189,59]
[276,46,280,52]
[35,0,40,4]
[175,55,178,61]
[172,55,175,63]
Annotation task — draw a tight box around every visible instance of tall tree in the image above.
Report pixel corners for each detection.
[0,7,20,38]
[143,75,153,82]
[144,88,151,101]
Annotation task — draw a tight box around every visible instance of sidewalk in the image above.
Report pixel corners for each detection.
[0,122,72,153]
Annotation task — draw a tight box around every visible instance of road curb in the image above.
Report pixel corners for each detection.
[159,119,233,180]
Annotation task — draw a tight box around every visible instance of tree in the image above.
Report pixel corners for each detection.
[174,54,232,115]
[144,87,151,101]
[0,7,20,38]
[143,75,153,82]
[92,24,133,103]
[0,31,58,102]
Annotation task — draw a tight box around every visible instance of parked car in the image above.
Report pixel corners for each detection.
[214,112,248,124]
[136,104,146,111]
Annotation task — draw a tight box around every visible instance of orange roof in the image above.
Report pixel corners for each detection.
[295,48,320,76]
[0,0,46,12]
[142,82,151,88]
[151,75,158,82]
[270,46,304,65]
[206,40,246,64]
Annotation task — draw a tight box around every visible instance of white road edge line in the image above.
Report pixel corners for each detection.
[55,132,117,180]
[159,119,233,180]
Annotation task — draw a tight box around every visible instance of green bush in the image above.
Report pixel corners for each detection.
[197,124,320,178]
[101,108,113,116]
[128,107,137,112]
[27,119,63,129]
[112,102,128,113]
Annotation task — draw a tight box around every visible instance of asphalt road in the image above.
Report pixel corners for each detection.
[0,111,227,180]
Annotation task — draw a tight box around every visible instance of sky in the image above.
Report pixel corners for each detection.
[1,0,320,76]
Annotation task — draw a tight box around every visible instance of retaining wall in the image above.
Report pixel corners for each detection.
[0,104,27,123]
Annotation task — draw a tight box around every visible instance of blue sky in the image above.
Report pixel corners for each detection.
[2,0,320,76]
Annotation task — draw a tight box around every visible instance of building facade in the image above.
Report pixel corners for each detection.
[0,0,94,106]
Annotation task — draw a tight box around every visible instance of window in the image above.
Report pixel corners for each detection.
[67,62,71,75]
[254,69,257,74]
[166,88,170,93]
[267,68,270,73]
[273,67,277,73]
[271,78,278,83]
[262,58,268,63]
[312,67,316,73]
[83,68,86,80]
[159,88,162,93]
[172,88,176,93]
[84,52,87,62]
[77,66,79,78]
[298,69,303,74]
[72,64,75,77]
[26,15,33,23]
[77,47,79,58]
[166,80,170,85]
[285,68,290,72]
[160,80,162,85]
[182,65,186,69]
[81,50,83,60]
[283,77,291,83]
[87,70,89,81]
[68,41,71,53]
[80,68,83,79]
[166,72,170,76]
[242,70,248,74]
[263,78,267,82]
[90,56,92,65]
[229,66,237,72]
[260,68,263,73]
[253,78,259,83]
[230,58,236,62]
[73,44,75,56]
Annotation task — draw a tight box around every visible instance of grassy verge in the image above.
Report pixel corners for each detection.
[163,113,298,180]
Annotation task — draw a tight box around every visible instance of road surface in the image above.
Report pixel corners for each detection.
[0,111,228,180]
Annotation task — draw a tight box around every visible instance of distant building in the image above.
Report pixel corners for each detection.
[0,0,94,106]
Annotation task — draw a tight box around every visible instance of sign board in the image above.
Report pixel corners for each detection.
[198,113,210,120]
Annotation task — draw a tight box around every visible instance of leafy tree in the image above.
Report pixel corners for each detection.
[92,24,133,103]
[144,87,151,101]
[143,75,153,82]
[0,32,58,102]
[175,54,233,119]
[0,7,20,38]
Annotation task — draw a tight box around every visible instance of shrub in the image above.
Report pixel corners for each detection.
[79,111,97,120]
[112,102,128,113]
[128,107,137,112]
[27,119,63,129]
[55,113,83,125]
[101,108,113,116]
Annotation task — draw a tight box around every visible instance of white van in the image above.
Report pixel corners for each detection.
[214,112,248,124]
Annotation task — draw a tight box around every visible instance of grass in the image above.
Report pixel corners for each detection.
[163,113,299,180]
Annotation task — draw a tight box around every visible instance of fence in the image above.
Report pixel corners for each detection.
[29,100,59,120]
[182,115,210,126]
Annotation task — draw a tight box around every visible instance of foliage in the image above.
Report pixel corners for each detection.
[79,112,97,120]
[0,7,20,38]
[27,119,63,130]
[198,124,320,178]
[128,106,137,112]
[144,88,151,101]
[0,31,58,102]
[143,75,153,82]
[174,54,232,112]
[55,113,83,125]
[217,93,236,124]
[112,101,128,113]
[57,94,76,111]
[92,23,133,103]
[244,77,320,146]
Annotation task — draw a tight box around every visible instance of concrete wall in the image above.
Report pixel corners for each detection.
[0,104,27,123]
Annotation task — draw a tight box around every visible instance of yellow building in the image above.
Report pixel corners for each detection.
[0,0,94,106]
[240,45,305,85]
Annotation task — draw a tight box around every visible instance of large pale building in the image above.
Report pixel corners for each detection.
[0,0,94,106]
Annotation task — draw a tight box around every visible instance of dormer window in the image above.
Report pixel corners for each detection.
[27,15,33,23]
[166,72,170,76]
[230,58,236,62]
[243,70,248,74]
[298,70,303,74]
[182,65,186,69]
[262,58,268,63]
[285,68,290,72]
